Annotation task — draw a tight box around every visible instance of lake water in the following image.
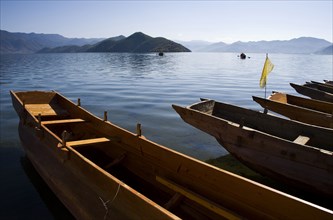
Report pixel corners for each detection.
[0,52,332,218]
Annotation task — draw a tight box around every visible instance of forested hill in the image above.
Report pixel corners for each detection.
[38,32,191,53]
[0,30,104,54]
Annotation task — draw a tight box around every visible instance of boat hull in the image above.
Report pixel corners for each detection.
[18,121,177,220]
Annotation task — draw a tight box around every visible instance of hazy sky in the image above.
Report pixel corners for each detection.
[1,1,332,43]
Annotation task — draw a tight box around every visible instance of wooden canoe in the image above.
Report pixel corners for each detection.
[305,82,333,94]
[311,81,333,88]
[290,83,333,102]
[173,99,333,199]
[11,91,333,219]
[324,80,333,86]
[253,92,333,128]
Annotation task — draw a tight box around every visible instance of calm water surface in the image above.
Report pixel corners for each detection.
[1,52,332,218]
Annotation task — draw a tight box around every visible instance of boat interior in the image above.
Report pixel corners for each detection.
[268,92,288,103]
[190,99,333,152]
[14,91,240,220]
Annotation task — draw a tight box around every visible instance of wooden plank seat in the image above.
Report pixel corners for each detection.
[156,176,241,220]
[66,137,111,147]
[293,135,310,145]
[42,118,85,125]
[25,104,68,117]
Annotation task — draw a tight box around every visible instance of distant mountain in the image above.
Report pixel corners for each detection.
[3,29,329,54]
[193,37,332,54]
[175,40,213,52]
[38,35,125,53]
[39,32,191,53]
[0,30,104,53]
[87,35,126,52]
[315,44,333,55]
[197,42,228,52]
[37,45,94,53]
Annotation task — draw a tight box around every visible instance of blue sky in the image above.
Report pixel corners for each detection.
[1,1,332,43]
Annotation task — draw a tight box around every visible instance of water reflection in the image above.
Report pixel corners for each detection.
[20,156,74,220]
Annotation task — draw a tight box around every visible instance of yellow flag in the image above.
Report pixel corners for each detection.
[259,56,274,88]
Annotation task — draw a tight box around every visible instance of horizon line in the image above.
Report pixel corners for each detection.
[1,29,332,44]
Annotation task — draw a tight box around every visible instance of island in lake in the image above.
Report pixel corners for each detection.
[38,32,191,53]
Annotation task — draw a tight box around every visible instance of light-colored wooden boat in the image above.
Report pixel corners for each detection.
[253,92,333,128]
[11,91,333,219]
[173,99,333,199]
[290,83,333,102]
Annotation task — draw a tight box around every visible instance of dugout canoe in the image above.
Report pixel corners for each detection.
[253,92,333,128]
[290,83,333,102]
[305,82,333,94]
[11,90,333,219]
[311,81,333,88]
[324,80,333,86]
[172,99,333,198]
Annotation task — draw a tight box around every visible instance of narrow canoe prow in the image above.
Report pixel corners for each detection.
[290,83,333,102]
[171,104,185,116]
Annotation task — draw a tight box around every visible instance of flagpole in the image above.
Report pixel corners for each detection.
[264,53,268,98]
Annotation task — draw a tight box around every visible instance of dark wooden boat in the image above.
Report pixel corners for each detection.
[253,92,333,128]
[305,82,333,94]
[311,80,333,88]
[290,83,333,102]
[11,91,333,219]
[324,80,333,86]
[173,99,333,199]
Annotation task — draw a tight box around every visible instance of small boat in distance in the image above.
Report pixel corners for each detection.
[158,52,164,56]
[290,83,333,102]
[239,53,246,59]
[253,92,333,128]
[11,90,333,219]
[173,99,333,198]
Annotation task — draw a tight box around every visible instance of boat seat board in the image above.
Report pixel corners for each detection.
[156,176,241,220]
[293,135,310,145]
[66,137,111,147]
[42,118,85,125]
[25,104,67,117]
